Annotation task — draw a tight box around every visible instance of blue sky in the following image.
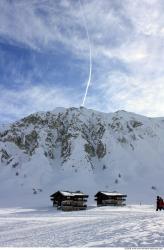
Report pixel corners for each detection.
[1,0,164,122]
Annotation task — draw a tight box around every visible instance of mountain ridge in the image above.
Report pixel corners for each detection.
[0,107,164,205]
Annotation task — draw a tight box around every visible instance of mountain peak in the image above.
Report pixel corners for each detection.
[0,107,164,204]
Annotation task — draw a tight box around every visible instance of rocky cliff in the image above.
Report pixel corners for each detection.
[0,107,164,204]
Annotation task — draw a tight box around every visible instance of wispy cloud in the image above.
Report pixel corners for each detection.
[0,84,80,123]
[0,0,164,120]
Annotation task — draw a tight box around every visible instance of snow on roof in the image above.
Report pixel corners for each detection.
[60,191,74,196]
[100,191,126,196]
[60,191,86,197]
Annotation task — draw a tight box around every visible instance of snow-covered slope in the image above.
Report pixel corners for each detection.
[0,107,164,204]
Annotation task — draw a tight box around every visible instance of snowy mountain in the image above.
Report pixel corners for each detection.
[0,106,164,205]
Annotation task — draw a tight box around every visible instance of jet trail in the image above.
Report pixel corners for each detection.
[79,0,92,107]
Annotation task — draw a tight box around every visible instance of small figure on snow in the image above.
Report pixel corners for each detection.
[156,196,164,211]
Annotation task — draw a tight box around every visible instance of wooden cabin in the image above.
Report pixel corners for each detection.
[95,191,127,206]
[50,190,89,211]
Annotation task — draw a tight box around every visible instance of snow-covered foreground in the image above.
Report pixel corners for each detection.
[0,205,164,247]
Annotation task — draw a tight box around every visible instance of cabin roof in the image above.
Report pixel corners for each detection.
[60,191,86,196]
[95,191,127,197]
[50,190,88,197]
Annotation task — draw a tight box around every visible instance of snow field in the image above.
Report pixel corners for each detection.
[0,205,164,247]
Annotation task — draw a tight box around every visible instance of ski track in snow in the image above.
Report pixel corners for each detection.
[0,205,164,247]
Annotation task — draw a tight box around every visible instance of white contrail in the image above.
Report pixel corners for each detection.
[79,0,92,107]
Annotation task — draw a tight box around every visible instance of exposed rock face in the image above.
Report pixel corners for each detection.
[0,107,164,203]
[0,108,108,165]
